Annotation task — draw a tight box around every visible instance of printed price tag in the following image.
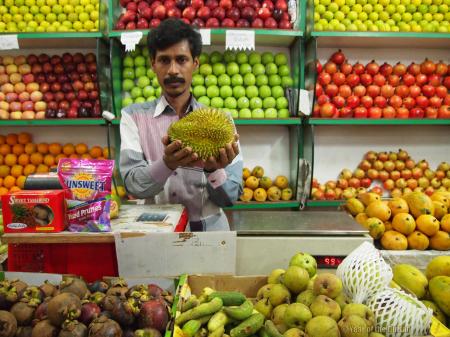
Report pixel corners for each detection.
[225,30,255,50]
[199,29,211,45]
[298,89,313,116]
[0,35,19,50]
[120,31,143,52]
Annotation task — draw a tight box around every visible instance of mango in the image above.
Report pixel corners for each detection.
[388,197,409,216]
[393,264,428,299]
[429,276,450,316]
[365,201,392,222]
[426,256,450,279]
[346,198,365,216]
[403,192,434,218]
[357,192,381,207]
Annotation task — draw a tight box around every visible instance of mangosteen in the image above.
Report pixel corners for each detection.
[60,278,89,300]
[0,310,17,337]
[147,285,164,299]
[16,326,33,337]
[19,287,45,305]
[101,296,121,312]
[137,299,168,332]
[111,298,139,327]
[34,299,49,321]
[31,319,59,337]
[127,285,149,302]
[88,292,106,306]
[79,303,101,326]
[40,282,58,298]
[88,282,109,294]
[10,302,35,326]
[88,316,122,337]
[46,109,57,118]
[58,320,87,337]
[134,329,161,337]
[0,284,18,310]
[77,107,89,118]
[56,109,67,118]
[10,281,28,295]
[122,329,134,337]
[47,293,81,327]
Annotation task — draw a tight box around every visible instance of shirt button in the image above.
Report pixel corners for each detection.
[172,192,176,197]
[173,171,177,175]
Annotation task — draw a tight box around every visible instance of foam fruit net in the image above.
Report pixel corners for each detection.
[367,288,433,337]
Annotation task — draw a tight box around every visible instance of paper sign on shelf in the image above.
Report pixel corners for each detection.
[225,30,255,50]
[0,35,19,50]
[199,29,211,45]
[298,89,313,116]
[120,31,143,52]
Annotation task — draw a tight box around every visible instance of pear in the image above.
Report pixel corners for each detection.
[269,284,291,307]
[275,323,288,334]
[255,298,273,319]
[289,252,318,278]
[268,269,286,284]
[282,266,310,294]
[310,295,341,321]
[296,289,315,307]
[307,275,317,290]
[305,316,340,337]
[342,303,375,329]
[257,284,273,300]
[313,273,343,299]
[334,292,351,311]
[338,315,370,337]
[283,328,307,337]
[283,303,312,329]
[271,304,289,325]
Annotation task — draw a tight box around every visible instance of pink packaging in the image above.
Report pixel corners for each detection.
[57,158,115,232]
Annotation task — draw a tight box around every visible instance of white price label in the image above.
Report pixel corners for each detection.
[120,31,143,52]
[199,29,211,45]
[0,35,19,50]
[299,89,313,116]
[225,30,255,51]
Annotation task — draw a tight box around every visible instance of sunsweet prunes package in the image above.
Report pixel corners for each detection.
[58,158,114,232]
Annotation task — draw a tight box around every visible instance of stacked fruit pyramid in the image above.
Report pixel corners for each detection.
[346,191,450,250]
[240,166,293,202]
[0,0,100,32]
[311,149,450,201]
[314,50,450,119]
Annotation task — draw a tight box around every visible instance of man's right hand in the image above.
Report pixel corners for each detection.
[162,135,199,170]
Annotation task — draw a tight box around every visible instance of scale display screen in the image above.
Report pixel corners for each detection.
[316,256,345,268]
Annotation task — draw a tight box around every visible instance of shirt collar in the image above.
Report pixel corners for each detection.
[153,95,199,118]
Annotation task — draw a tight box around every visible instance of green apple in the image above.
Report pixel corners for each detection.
[193,85,206,98]
[122,79,134,91]
[278,109,290,118]
[246,85,259,98]
[200,64,213,76]
[239,108,252,118]
[213,63,226,76]
[256,74,269,86]
[231,109,239,118]
[205,74,218,87]
[146,96,157,102]
[227,62,240,76]
[272,85,284,98]
[248,52,261,65]
[250,97,263,109]
[251,108,265,118]
[192,74,204,86]
[259,85,272,98]
[236,51,248,64]
[211,97,224,108]
[142,85,155,98]
[261,52,274,65]
[210,51,223,64]
[264,108,278,118]
[274,53,288,66]
[207,85,220,98]
[223,50,236,63]
[135,57,146,68]
[281,76,294,88]
[137,76,150,88]
[147,68,156,79]
[198,96,210,106]
[220,85,233,98]
[218,74,231,86]
[244,73,256,86]
[224,97,237,109]
[263,97,276,109]
[231,74,244,86]
[239,63,252,75]
[122,97,133,107]
[253,63,266,76]
[276,97,289,109]
[265,62,278,75]
[237,96,250,109]
[269,74,282,86]
[233,86,246,98]
[152,77,159,87]
[131,87,142,99]
[135,66,146,78]
[278,65,291,77]
[134,97,146,104]
[199,52,209,64]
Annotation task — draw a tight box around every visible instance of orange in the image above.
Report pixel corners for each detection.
[4,153,17,166]
[0,187,8,196]
[429,231,450,250]
[23,164,36,176]
[75,143,88,155]
[0,144,11,156]
[0,177,2,186]
[43,154,55,166]
[37,143,49,154]
[407,231,429,250]
[17,132,32,144]
[10,165,23,178]
[103,146,114,158]
[55,154,65,164]
[0,165,11,178]
[69,154,79,159]
[30,152,43,165]
[0,135,5,145]
[63,143,75,156]
[9,186,21,192]
[12,144,24,155]
[24,143,37,154]
[381,230,408,250]
[89,145,103,158]
[0,154,3,165]
[6,134,18,146]
[18,154,29,166]
[16,175,26,189]
[48,143,62,155]
[81,153,92,159]
[36,164,49,173]
[3,175,16,189]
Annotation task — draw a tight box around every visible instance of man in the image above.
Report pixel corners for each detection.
[119,18,243,231]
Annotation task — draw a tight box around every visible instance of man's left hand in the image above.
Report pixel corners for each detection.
[202,134,240,172]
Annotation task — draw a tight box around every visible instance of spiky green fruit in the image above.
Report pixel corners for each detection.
[168,108,235,160]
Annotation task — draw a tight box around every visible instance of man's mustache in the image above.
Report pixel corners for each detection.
[164,77,185,85]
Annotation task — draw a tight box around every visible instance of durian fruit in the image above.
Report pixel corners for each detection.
[168,108,235,160]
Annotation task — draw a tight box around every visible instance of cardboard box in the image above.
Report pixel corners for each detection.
[1,190,67,233]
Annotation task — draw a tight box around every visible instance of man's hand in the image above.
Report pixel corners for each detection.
[162,136,199,170]
[203,134,240,172]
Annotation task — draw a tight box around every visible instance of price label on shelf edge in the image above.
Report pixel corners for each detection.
[120,31,143,52]
[199,29,211,46]
[225,30,255,51]
[0,35,19,50]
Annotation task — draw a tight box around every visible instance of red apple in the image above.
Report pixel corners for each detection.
[182,6,196,19]
[191,0,204,8]
[212,6,226,19]
[197,6,211,20]
[237,18,251,27]
[153,5,167,19]
[257,7,271,19]
[241,6,256,20]
[205,17,220,27]
[222,18,235,27]
[191,17,205,27]
[150,18,161,28]
[219,0,232,9]
[251,18,264,27]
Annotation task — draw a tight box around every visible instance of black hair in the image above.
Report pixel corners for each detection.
[147,19,202,60]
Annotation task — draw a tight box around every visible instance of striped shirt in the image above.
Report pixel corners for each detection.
[119,95,244,231]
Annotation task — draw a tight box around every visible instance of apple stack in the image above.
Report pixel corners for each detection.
[314,49,450,119]
[115,0,293,29]
[0,0,100,32]
[313,0,449,32]
[0,53,101,120]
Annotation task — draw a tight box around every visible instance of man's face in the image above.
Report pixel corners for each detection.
[151,40,199,98]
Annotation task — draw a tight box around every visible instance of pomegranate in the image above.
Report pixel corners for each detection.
[330,49,345,65]
[407,62,420,75]
[379,62,393,76]
[316,60,322,73]
[353,62,365,75]
[366,60,379,76]
[427,74,441,87]
[138,299,169,332]
[47,293,81,327]
[58,320,87,337]
[393,62,407,76]
[0,310,17,337]
[10,302,35,326]
[324,61,337,74]
[60,278,88,300]
[340,61,352,75]
[79,302,101,326]
[435,61,448,76]
[31,320,58,337]
[346,73,360,87]
[420,58,436,75]
[88,316,122,337]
